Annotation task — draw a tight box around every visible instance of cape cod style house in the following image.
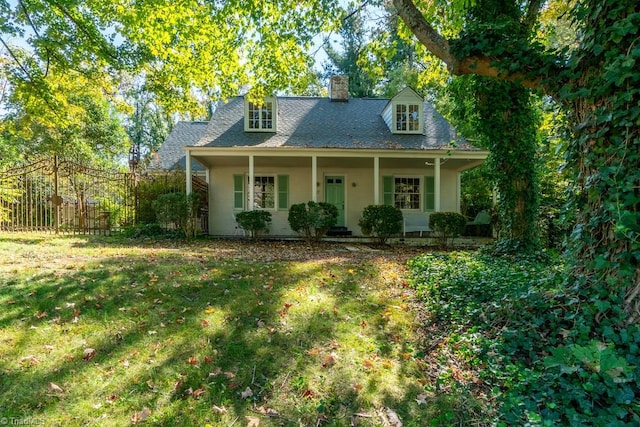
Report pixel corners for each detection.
[153,76,488,237]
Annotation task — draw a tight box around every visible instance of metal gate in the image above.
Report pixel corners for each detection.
[0,157,136,234]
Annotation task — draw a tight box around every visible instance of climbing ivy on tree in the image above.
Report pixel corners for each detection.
[392,0,640,321]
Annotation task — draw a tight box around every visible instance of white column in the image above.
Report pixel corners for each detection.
[373,156,380,204]
[248,155,255,210]
[205,167,210,185]
[311,155,318,202]
[456,172,461,212]
[185,149,192,195]
[434,157,441,212]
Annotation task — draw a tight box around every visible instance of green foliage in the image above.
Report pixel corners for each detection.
[358,204,403,245]
[136,173,186,224]
[235,210,272,240]
[557,0,640,321]
[429,212,467,248]
[152,191,201,238]
[408,251,640,426]
[288,201,338,242]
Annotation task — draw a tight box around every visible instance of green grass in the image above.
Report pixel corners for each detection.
[0,233,463,426]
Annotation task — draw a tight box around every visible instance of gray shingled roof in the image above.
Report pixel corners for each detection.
[196,96,475,150]
[148,121,208,171]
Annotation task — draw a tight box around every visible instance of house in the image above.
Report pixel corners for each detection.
[158,76,488,237]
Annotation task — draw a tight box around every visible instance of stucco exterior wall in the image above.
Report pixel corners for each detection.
[207,164,461,237]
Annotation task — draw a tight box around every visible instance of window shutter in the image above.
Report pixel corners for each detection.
[277,175,289,210]
[383,176,393,206]
[424,176,435,211]
[233,174,244,209]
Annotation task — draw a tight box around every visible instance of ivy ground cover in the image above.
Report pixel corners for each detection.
[0,234,466,426]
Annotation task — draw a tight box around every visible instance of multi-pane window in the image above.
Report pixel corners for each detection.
[394,177,421,209]
[233,174,288,210]
[395,103,420,132]
[251,176,275,209]
[248,101,273,130]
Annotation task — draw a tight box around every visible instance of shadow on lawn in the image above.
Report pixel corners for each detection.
[0,243,425,425]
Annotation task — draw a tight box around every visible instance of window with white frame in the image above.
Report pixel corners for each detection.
[251,176,275,209]
[383,175,434,211]
[394,177,421,209]
[233,174,289,210]
[395,103,420,132]
[247,101,274,131]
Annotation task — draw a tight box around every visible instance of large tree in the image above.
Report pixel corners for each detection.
[393,0,639,320]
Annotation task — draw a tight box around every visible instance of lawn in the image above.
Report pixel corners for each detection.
[0,234,473,426]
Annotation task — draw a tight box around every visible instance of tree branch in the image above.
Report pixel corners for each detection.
[392,0,546,90]
[392,0,458,70]
[524,0,544,32]
[18,0,51,77]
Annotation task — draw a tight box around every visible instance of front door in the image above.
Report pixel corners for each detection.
[325,176,345,227]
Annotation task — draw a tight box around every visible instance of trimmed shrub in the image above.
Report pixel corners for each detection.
[430,212,467,248]
[236,210,271,240]
[152,191,201,238]
[358,204,403,245]
[288,201,338,242]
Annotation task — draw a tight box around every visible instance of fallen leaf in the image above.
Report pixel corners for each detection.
[223,371,236,379]
[20,355,40,366]
[321,353,336,368]
[205,307,215,314]
[415,394,428,405]
[83,348,97,361]
[187,356,198,365]
[246,415,260,427]
[212,405,227,414]
[351,383,362,392]
[192,388,205,399]
[256,406,279,417]
[301,388,314,399]
[35,311,48,319]
[131,407,151,424]
[146,379,155,389]
[204,356,214,364]
[106,395,119,403]
[240,387,253,399]
[200,319,211,327]
[362,359,374,369]
[49,382,64,393]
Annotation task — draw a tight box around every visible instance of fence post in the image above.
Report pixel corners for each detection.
[53,156,59,235]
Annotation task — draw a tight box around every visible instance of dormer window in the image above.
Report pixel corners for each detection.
[245,97,277,132]
[396,103,420,132]
[382,87,424,134]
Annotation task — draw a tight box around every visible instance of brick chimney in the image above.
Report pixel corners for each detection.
[329,75,349,102]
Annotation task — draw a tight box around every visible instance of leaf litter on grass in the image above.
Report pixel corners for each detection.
[0,234,459,426]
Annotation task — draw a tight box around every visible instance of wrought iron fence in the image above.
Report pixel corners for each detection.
[0,157,136,234]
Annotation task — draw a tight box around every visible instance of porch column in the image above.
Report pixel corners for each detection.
[311,155,317,202]
[434,157,441,211]
[373,156,380,204]
[185,149,192,195]
[456,172,461,212]
[248,155,255,210]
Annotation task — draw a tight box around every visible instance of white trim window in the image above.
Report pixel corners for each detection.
[245,98,276,131]
[395,103,420,133]
[251,176,275,209]
[394,177,421,210]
